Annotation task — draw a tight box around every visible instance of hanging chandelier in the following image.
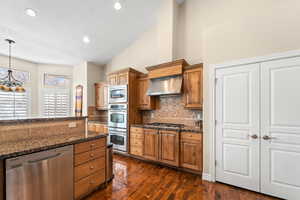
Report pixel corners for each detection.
[0,39,25,92]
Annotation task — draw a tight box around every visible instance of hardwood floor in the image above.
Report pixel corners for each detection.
[85,154,280,200]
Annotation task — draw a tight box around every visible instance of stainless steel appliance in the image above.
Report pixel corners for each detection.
[108,104,128,129]
[147,75,183,96]
[6,145,73,200]
[108,127,127,152]
[109,85,128,103]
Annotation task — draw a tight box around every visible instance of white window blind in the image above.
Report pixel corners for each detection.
[0,91,30,119]
[43,89,71,117]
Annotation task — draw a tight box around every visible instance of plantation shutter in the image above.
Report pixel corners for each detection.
[0,91,30,119]
[43,89,71,117]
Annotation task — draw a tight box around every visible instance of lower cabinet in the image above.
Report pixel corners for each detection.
[159,130,179,166]
[180,132,203,171]
[74,137,106,199]
[143,129,159,161]
[130,127,203,172]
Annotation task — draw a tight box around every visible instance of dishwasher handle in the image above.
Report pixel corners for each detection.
[28,153,61,164]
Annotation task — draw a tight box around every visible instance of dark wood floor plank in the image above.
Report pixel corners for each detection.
[85,154,280,200]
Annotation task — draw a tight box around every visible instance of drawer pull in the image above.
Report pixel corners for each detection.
[90,154,94,157]
[90,144,95,148]
[90,166,94,170]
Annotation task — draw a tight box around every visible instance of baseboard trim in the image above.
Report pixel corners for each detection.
[202,173,214,182]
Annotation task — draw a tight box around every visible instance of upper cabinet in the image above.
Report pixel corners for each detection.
[137,75,156,110]
[183,64,203,109]
[107,72,128,85]
[95,82,108,110]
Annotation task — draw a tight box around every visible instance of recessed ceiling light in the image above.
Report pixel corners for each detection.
[25,8,37,17]
[83,36,90,44]
[114,2,122,10]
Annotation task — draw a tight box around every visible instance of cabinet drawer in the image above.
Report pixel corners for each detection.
[131,127,143,134]
[74,157,105,181]
[74,170,105,199]
[130,133,143,140]
[181,132,202,141]
[75,148,105,166]
[131,146,143,156]
[75,138,106,154]
[130,139,143,146]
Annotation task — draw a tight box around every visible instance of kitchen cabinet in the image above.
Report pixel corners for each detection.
[108,72,128,85]
[95,82,108,110]
[107,74,118,85]
[137,76,156,110]
[74,137,106,199]
[143,129,159,161]
[88,123,109,134]
[159,130,179,166]
[130,127,143,156]
[183,64,203,109]
[180,132,202,171]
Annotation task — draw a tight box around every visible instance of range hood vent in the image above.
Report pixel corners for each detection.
[147,75,183,96]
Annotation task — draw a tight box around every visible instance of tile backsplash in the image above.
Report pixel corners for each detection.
[142,96,202,126]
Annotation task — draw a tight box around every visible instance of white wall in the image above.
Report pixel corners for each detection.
[86,62,106,106]
[73,62,88,116]
[106,0,178,73]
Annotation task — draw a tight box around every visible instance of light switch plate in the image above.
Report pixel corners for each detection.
[68,122,77,128]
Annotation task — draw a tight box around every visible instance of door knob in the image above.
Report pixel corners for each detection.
[262,135,275,140]
[250,134,258,139]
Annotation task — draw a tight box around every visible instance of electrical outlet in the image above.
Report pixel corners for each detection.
[151,113,154,118]
[197,113,202,120]
[68,122,77,128]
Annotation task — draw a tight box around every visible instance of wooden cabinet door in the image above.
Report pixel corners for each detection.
[137,77,155,110]
[118,72,128,85]
[180,140,202,171]
[108,74,118,85]
[95,82,108,110]
[143,129,159,161]
[159,130,179,166]
[184,67,203,109]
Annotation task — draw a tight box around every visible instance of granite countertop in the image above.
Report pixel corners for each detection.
[88,121,108,125]
[0,131,107,159]
[131,124,202,133]
[0,116,88,125]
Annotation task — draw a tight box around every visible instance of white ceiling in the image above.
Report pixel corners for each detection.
[0,0,162,65]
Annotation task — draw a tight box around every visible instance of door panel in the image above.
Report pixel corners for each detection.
[216,64,260,192]
[143,129,158,161]
[261,57,300,200]
[159,130,179,166]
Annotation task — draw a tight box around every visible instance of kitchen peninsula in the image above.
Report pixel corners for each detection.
[0,116,110,200]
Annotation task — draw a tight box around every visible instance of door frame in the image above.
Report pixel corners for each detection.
[208,49,300,182]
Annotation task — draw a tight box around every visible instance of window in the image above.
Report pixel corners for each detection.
[42,89,71,117]
[0,91,30,119]
[42,74,71,117]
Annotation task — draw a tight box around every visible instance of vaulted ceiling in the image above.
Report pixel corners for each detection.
[0,0,162,65]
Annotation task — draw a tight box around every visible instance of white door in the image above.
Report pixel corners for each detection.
[216,64,260,191]
[261,57,300,200]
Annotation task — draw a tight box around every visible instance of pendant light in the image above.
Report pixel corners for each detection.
[0,39,25,92]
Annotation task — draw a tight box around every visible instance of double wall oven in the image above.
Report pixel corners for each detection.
[108,85,128,152]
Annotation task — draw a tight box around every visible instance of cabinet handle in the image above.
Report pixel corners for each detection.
[90,166,94,170]
[250,134,258,139]
[90,144,95,148]
[90,154,94,157]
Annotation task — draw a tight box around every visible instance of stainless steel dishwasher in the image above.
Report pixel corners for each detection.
[6,145,74,200]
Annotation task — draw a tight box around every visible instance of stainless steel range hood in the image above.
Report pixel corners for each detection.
[147,75,183,96]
